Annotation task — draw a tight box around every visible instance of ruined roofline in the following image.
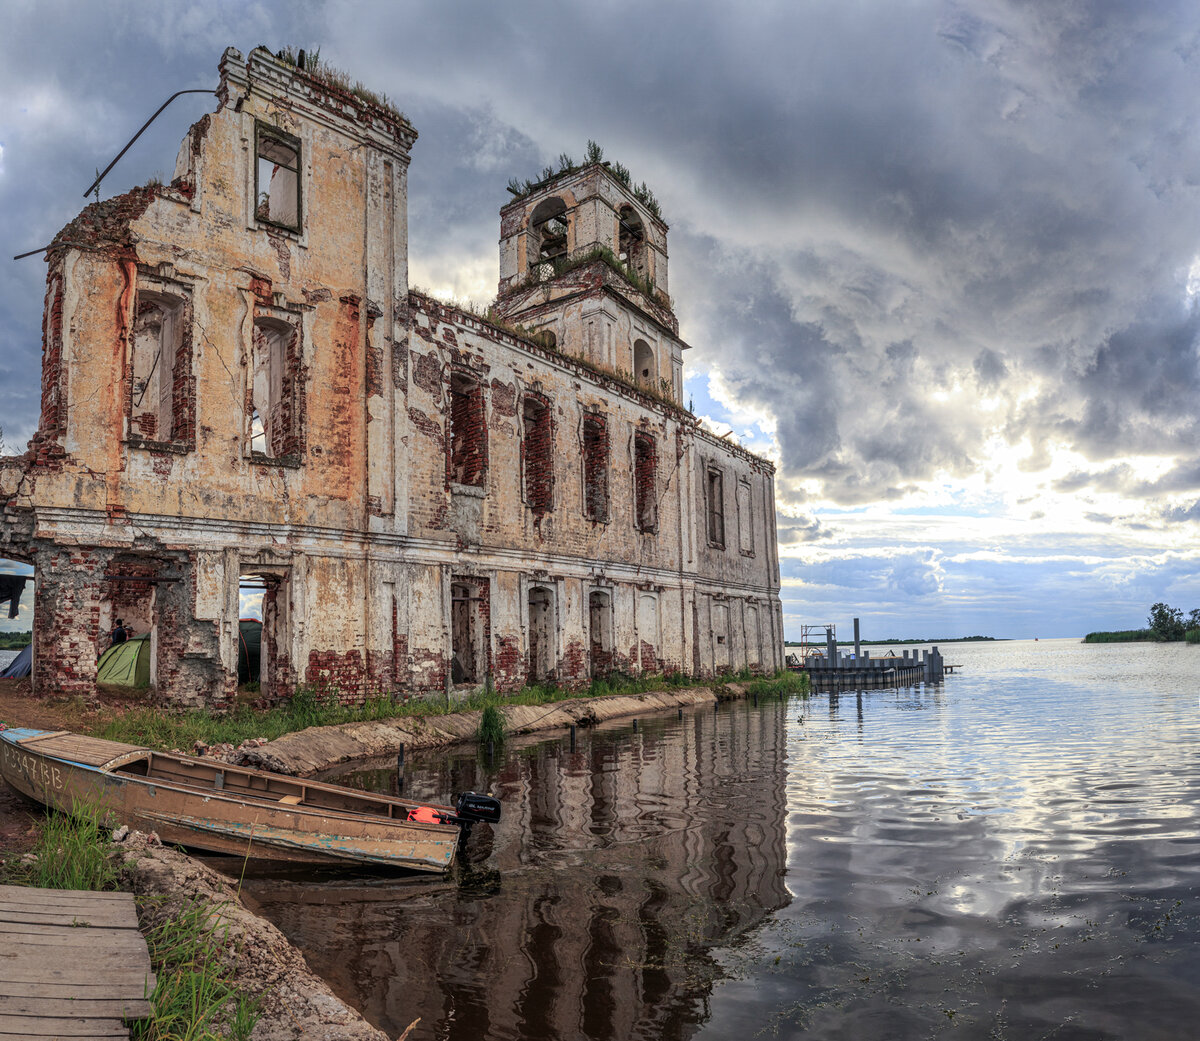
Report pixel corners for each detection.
[499,160,669,232]
[409,289,692,418]
[408,289,775,474]
[223,46,417,155]
[693,423,777,474]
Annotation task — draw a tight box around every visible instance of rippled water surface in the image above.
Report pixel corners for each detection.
[239,639,1200,1040]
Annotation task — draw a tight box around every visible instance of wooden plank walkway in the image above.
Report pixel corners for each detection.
[0,884,154,1039]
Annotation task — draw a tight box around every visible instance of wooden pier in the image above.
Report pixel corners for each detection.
[0,884,154,1039]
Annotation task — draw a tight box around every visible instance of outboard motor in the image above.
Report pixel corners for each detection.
[455,791,502,825]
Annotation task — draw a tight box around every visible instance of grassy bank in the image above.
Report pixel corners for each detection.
[1083,629,1155,643]
[97,669,808,752]
[1084,629,1200,643]
[2,811,256,1040]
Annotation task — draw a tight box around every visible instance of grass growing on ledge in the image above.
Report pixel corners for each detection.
[93,670,805,752]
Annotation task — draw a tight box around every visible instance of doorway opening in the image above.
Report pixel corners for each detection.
[451,577,489,685]
[239,567,289,699]
[527,585,557,684]
[588,589,614,678]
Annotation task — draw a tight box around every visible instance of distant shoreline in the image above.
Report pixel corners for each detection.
[784,636,1003,646]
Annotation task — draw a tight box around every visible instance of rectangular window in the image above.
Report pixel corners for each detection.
[582,413,609,522]
[250,315,304,461]
[634,432,657,532]
[448,373,487,486]
[706,466,725,548]
[737,478,754,555]
[522,393,553,514]
[256,124,301,231]
[129,279,194,448]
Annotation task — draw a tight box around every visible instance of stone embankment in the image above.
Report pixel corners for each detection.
[234,684,746,776]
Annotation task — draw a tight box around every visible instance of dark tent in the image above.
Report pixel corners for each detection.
[238,619,262,684]
[96,632,151,688]
[1,644,31,679]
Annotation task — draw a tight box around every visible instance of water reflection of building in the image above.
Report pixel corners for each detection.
[246,701,791,1040]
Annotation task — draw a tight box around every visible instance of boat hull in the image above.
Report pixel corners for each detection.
[0,728,461,872]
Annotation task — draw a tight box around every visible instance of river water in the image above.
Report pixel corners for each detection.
[233,638,1200,1039]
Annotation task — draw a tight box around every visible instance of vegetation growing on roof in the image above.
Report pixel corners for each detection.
[271,46,408,123]
[506,140,662,218]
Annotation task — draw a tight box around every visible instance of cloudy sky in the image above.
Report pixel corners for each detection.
[2,0,1199,640]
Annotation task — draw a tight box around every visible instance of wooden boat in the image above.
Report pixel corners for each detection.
[0,727,500,872]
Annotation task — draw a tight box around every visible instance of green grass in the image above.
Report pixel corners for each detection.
[1186,629,1200,644]
[3,803,118,891]
[131,897,257,1041]
[96,670,798,752]
[742,671,810,698]
[477,704,505,747]
[1083,629,1156,643]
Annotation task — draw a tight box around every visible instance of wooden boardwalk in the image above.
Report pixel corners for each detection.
[0,884,154,1039]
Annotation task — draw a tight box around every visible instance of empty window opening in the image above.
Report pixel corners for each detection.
[618,204,647,276]
[448,373,487,486]
[130,288,191,444]
[633,339,657,388]
[588,590,614,678]
[522,394,553,515]
[582,414,609,523]
[528,196,569,274]
[634,433,657,532]
[240,568,289,700]
[250,317,303,460]
[527,585,556,684]
[737,478,754,555]
[256,125,301,230]
[451,579,488,685]
[706,466,725,548]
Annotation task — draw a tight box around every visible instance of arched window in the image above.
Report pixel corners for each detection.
[527,196,568,275]
[634,339,656,388]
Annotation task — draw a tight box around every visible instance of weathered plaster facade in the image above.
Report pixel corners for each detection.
[0,47,783,708]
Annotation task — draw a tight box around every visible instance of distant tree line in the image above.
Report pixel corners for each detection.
[1085,603,1200,644]
[0,630,31,650]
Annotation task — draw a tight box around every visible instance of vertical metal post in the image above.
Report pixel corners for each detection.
[854,617,861,660]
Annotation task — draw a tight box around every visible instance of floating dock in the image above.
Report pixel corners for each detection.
[789,619,947,691]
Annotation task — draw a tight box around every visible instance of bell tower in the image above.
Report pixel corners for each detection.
[492,161,688,403]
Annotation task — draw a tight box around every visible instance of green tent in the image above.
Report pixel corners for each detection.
[96,633,151,688]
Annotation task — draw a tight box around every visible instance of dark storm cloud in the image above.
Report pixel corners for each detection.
[6,0,1199,511]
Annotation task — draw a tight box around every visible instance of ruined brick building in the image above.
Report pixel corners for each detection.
[0,47,783,707]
